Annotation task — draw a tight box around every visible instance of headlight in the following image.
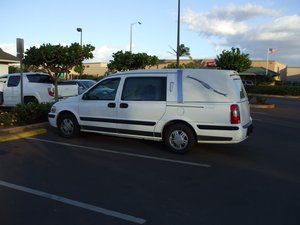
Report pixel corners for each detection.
[50,106,56,113]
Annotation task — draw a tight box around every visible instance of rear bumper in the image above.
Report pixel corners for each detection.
[196,121,253,143]
[243,121,253,137]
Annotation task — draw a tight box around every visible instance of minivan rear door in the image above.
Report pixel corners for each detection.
[116,76,167,137]
[233,77,251,126]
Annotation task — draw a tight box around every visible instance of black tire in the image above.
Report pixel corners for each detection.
[24,96,38,104]
[57,113,80,138]
[163,124,195,154]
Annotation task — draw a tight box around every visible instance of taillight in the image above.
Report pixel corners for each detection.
[230,104,240,124]
[49,87,54,97]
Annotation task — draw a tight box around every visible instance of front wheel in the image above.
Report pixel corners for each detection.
[57,113,80,138]
[163,124,195,154]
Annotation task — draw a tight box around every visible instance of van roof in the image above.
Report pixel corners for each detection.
[111,69,238,77]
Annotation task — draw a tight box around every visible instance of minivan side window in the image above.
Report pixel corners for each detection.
[83,78,120,100]
[121,77,166,101]
[234,79,247,99]
[7,76,20,87]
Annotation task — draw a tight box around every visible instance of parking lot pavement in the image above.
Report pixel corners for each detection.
[0,98,300,225]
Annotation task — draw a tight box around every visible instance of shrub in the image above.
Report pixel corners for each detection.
[13,102,52,125]
[246,86,300,96]
[0,111,17,126]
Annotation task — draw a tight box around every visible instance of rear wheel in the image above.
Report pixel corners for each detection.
[57,113,79,138]
[163,124,195,154]
[24,96,38,104]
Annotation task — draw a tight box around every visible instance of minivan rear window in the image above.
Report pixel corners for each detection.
[121,77,166,101]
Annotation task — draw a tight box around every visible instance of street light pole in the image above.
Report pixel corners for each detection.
[77,27,82,46]
[77,28,83,78]
[176,0,180,68]
[130,21,141,53]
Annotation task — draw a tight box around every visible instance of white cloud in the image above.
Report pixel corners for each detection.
[213,3,280,21]
[0,43,122,63]
[88,45,122,63]
[182,4,300,66]
[182,9,249,37]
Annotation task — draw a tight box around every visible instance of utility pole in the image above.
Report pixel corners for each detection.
[176,0,181,68]
[77,28,83,79]
[16,38,24,104]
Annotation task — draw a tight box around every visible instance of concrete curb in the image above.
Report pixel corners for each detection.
[0,128,47,142]
[0,122,49,135]
[248,94,300,99]
[250,104,275,109]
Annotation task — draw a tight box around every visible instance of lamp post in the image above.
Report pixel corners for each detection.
[77,28,83,78]
[130,21,141,52]
[77,27,82,46]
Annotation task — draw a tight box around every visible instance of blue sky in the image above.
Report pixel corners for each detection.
[1,0,300,66]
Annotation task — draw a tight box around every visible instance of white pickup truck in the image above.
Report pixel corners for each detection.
[0,72,79,107]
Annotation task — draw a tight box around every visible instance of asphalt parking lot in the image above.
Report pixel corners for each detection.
[0,98,299,225]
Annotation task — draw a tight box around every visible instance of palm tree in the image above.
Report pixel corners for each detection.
[168,44,192,59]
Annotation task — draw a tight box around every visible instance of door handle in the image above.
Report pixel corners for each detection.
[107,103,116,108]
[120,103,128,108]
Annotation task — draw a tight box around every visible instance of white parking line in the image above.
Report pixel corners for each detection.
[0,180,146,224]
[28,137,211,168]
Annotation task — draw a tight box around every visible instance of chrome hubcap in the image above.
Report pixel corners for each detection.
[60,118,74,136]
[169,130,189,150]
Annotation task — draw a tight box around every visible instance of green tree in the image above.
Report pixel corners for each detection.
[8,66,20,73]
[215,47,251,72]
[23,43,95,101]
[107,51,158,72]
[74,64,85,76]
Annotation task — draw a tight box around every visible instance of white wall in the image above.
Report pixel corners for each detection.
[0,64,8,75]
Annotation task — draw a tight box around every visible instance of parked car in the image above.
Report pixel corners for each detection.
[0,72,78,107]
[242,80,254,86]
[63,79,96,94]
[48,69,253,153]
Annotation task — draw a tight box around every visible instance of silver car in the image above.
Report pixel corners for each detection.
[63,79,96,94]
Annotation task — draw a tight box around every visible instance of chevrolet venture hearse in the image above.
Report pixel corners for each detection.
[48,69,253,153]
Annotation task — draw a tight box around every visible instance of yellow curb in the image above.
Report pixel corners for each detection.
[0,128,47,142]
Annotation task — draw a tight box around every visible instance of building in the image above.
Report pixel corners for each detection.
[286,67,300,83]
[79,59,293,82]
[68,62,108,79]
[5,55,300,83]
[0,48,20,75]
[251,60,287,81]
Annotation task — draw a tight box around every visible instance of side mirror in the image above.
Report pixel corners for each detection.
[82,93,88,100]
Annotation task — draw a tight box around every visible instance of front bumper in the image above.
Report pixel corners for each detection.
[48,113,57,128]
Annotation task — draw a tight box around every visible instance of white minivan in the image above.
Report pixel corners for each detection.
[48,69,253,153]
